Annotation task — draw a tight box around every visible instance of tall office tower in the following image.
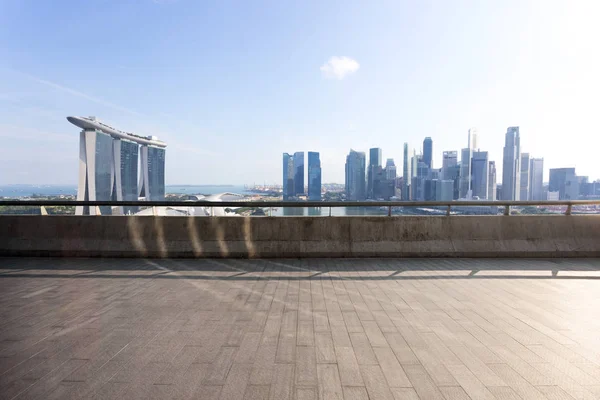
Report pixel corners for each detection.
[436,180,454,201]
[345,149,366,201]
[411,160,429,201]
[529,158,544,200]
[470,151,489,199]
[468,128,478,151]
[441,151,458,180]
[549,168,578,200]
[307,152,322,201]
[459,148,471,198]
[488,161,497,201]
[68,116,167,216]
[423,137,433,168]
[502,126,521,200]
[114,139,139,215]
[367,148,382,199]
[402,143,409,200]
[282,153,294,200]
[520,152,530,201]
[385,158,397,180]
[293,152,304,196]
[410,151,420,200]
[139,144,166,201]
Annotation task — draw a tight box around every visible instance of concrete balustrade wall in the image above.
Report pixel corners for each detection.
[1,215,600,258]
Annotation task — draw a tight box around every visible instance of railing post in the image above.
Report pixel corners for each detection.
[504,205,510,216]
[565,204,572,215]
[269,207,272,216]
[388,205,392,217]
[210,207,214,217]
[329,207,332,217]
[446,205,451,216]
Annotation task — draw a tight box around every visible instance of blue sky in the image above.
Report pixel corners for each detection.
[1,0,598,185]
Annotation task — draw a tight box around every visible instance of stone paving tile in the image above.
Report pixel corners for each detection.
[1,257,600,399]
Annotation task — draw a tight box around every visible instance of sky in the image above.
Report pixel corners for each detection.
[1,0,599,185]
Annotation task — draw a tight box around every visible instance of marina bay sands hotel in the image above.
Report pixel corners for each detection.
[67,116,167,215]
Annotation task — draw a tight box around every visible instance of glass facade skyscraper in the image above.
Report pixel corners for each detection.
[529,158,544,200]
[147,146,166,201]
[402,143,409,200]
[423,137,432,169]
[520,152,530,201]
[293,152,304,196]
[488,161,497,201]
[549,168,578,200]
[282,153,294,200]
[113,139,139,215]
[69,116,167,215]
[502,126,521,200]
[307,152,321,200]
[367,148,382,199]
[345,149,366,201]
[470,151,489,199]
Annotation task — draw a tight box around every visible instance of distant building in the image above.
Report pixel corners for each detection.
[293,152,305,196]
[468,127,478,152]
[441,151,458,180]
[529,158,544,200]
[367,148,382,199]
[471,151,489,199]
[549,168,578,200]
[385,158,397,180]
[68,116,167,216]
[307,152,321,201]
[411,160,429,201]
[139,145,166,202]
[345,150,366,200]
[436,180,454,201]
[502,126,521,200]
[423,137,433,169]
[282,153,294,200]
[459,148,471,198]
[402,143,409,201]
[520,152,530,201]
[488,161,497,201]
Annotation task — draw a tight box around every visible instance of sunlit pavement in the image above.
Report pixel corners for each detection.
[1,257,600,400]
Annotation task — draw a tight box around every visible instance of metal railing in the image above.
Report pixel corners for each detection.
[1,199,600,216]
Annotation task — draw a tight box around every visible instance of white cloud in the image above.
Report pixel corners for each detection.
[320,56,360,80]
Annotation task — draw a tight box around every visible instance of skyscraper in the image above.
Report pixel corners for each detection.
[307,152,321,201]
[367,148,382,199]
[114,139,139,215]
[520,152,530,201]
[471,151,489,199]
[549,168,578,200]
[402,143,409,200]
[488,161,497,201]
[293,152,304,196]
[68,116,167,216]
[502,126,521,200]
[468,128,478,151]
[529,158,544,200]
[385,158,396,180]
[441,151,458,180]
[139,145,166,201]
[345,150,366,201]
[282,153,294,200]
[423,137,433,169]
[459,147,471,198]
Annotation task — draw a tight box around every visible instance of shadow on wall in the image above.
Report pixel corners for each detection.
[1,215,600,258]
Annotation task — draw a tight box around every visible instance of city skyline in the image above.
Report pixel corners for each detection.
[1,1,599,185]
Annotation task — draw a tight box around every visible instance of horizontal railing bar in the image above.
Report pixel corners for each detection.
[1,200,600,208]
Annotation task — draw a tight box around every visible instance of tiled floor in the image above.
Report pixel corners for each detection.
[1,258,600,400]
